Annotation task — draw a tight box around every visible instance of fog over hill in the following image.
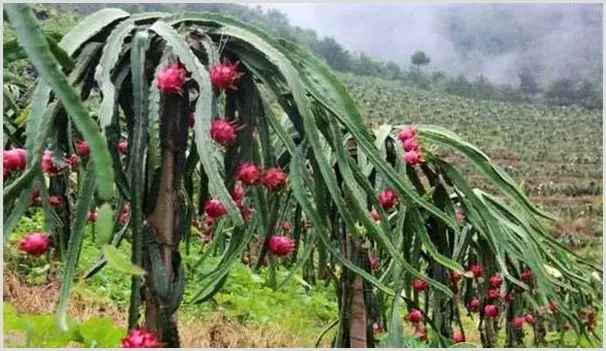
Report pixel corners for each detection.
[255,3,602,85]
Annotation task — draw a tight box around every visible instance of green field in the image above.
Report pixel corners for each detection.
[341,73,602,220]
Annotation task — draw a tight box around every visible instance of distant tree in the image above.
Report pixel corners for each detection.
[292,26,319,52]
[411,50,430,68]
[472,75,496,100]
[444,75,472,96]
[544,78,578,106]
[575,79,602,109]
[496,84,526,103]
[265,9,292,39]
[518,70,540,97]
[316,37,351,72]
[431,71,446,82]
[384,61,402,79]
[350,52,384,77]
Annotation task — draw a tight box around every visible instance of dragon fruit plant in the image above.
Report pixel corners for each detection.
[4,4,601,348]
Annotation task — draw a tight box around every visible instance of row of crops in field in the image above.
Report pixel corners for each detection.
[341,73,603,219]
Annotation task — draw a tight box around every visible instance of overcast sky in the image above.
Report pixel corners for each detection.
[251,3,602,85]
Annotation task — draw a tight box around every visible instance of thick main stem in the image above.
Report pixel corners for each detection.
[143,92,188,347]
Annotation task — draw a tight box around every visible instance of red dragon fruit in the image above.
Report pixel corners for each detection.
[119,212,129,226]
[118,140,128,154]
[232,181,246,205]
[513,316,525,329]
[268,235,295,257]
[3,148,27,171]
[262,167,288,191]
[469,297,481,312]
[403,137,420,152]
[41,151,60,175]
[369,255,380,271]
[31,188,42,207]
[370,208,380,221]
[488,288,501,301]
[413,279,429,292]
[489,274,504,288]
[67,154,80,168]
[240,206,254,221]
[469,263,484,279]
[210,58,243,91]
[75,139,90,157]
[88,211,99,223]
[378,188,399,211]
[281,221,293,233]
[49,195,62,207]
[407,309,424,324]
[520,269,534,283]
[484,304,499,318]
[397,125,418,143]
[450,270,463,282]
[237,162,262,186]
[204,199,228,218]
[455,208,465,225]
[157,61,187,96]
[524,314,536,326]
[548,301,558,313]
[121,328,162,348]
[453,332,465,343]
[404,150,423,166]
[210,119,239,146]
[19,233,51,257]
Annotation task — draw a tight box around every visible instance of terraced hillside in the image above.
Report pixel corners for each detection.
[341,73,602,223]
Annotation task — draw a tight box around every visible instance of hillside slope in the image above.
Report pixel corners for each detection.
[340,73,602,219]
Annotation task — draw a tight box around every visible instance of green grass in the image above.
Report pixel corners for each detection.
[4,209,338,347]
